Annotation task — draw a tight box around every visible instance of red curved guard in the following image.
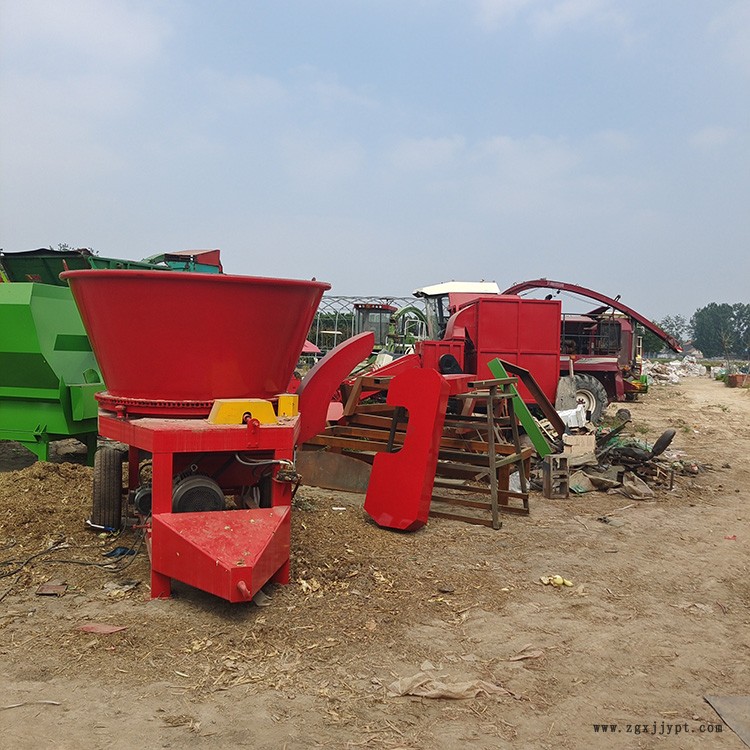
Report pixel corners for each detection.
[296,332,375,445]
[364,368,449,531]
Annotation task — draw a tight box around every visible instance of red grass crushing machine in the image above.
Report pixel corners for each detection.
[62,269,372,604]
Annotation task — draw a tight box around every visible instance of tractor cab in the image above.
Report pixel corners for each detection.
[354,303,396,350]
[413,281,502,339]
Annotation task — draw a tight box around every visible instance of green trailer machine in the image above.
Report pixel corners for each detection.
[0,247,222,464]
[0,281,102,462]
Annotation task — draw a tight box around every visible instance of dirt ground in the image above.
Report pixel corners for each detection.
[1,376,748,749]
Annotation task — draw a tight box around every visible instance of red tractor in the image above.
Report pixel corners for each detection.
[501,279,682,419]
[391,280,681,422]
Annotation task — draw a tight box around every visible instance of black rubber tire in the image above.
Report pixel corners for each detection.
[574,374,608,424]
[91,447,123,530]
[650,428,676,458]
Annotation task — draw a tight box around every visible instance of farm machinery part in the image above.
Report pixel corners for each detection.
[0,246,223,283]
[303,360,540,530]
[352,301,428,356]
[398,278,681,423]
[353,303,396,350]
[501,278,683,414]
[502,278,682,353]
[64,267,373,604]
[0,282,102,462]
[97,404,301,603]
[0,247,223,462]
[348,290,569,435]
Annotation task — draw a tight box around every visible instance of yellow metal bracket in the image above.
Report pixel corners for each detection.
[208,399,278,425]
[277,393,299,417]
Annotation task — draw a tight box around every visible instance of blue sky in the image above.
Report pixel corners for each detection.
[1,0,748,319]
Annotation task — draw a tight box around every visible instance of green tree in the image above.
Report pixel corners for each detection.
[732,303,750,358]
[641,327,666,356]
[660,314,689,342]
[641,315,688,356]
[691,303,738,358]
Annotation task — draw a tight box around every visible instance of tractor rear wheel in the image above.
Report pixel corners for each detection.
[91,447,123,531]
[574,374,608,424]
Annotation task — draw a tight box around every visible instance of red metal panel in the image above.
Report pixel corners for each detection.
[472,297,561,403]
[447,292,499,311]
[429,296,562,403]
[441,374,475,395]
[516,298,561,351]
[417,340,466,373]
[98,412,298,455]
[475,297,520,351]
[443,303,478,342]
[62,270,330,403]
[151,507,291,603]
[364,368,449,532]
[297,331,375,444]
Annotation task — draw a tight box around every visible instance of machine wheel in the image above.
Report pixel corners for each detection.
[574,374,608,424]
[650,428,676,458]
[91,447,124,530]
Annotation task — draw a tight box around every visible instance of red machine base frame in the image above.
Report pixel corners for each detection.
[99,412,297,603]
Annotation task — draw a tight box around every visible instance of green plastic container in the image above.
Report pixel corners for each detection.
[0,283,103,462]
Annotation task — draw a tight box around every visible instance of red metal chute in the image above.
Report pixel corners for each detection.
[502,278,682,353]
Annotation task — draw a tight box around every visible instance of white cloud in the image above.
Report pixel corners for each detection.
[710,1,750,77]
[532,0,625,36]
[389,136,465,170]
[373,133,591,221]
[4,70,137,121]
[0,0,171,192]
[280,135,365,190]
[400,130,649,232]
[592,130,636,151]
[199,70,288,109]
[474,0,627,36]
[473,0,536,30]
[0,71,132,172]
[479,134,578,180]
[0,0,170,67]
[689,126,735,148]
[307,80,379,110]
[292,66,379,110]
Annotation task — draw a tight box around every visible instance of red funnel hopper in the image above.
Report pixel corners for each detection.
[61,270,329,405]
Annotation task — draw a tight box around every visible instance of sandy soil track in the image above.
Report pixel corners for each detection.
[1,377,748,749]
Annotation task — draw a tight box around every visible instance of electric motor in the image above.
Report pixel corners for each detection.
[132,484,153,515]
[171,474,226,513]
